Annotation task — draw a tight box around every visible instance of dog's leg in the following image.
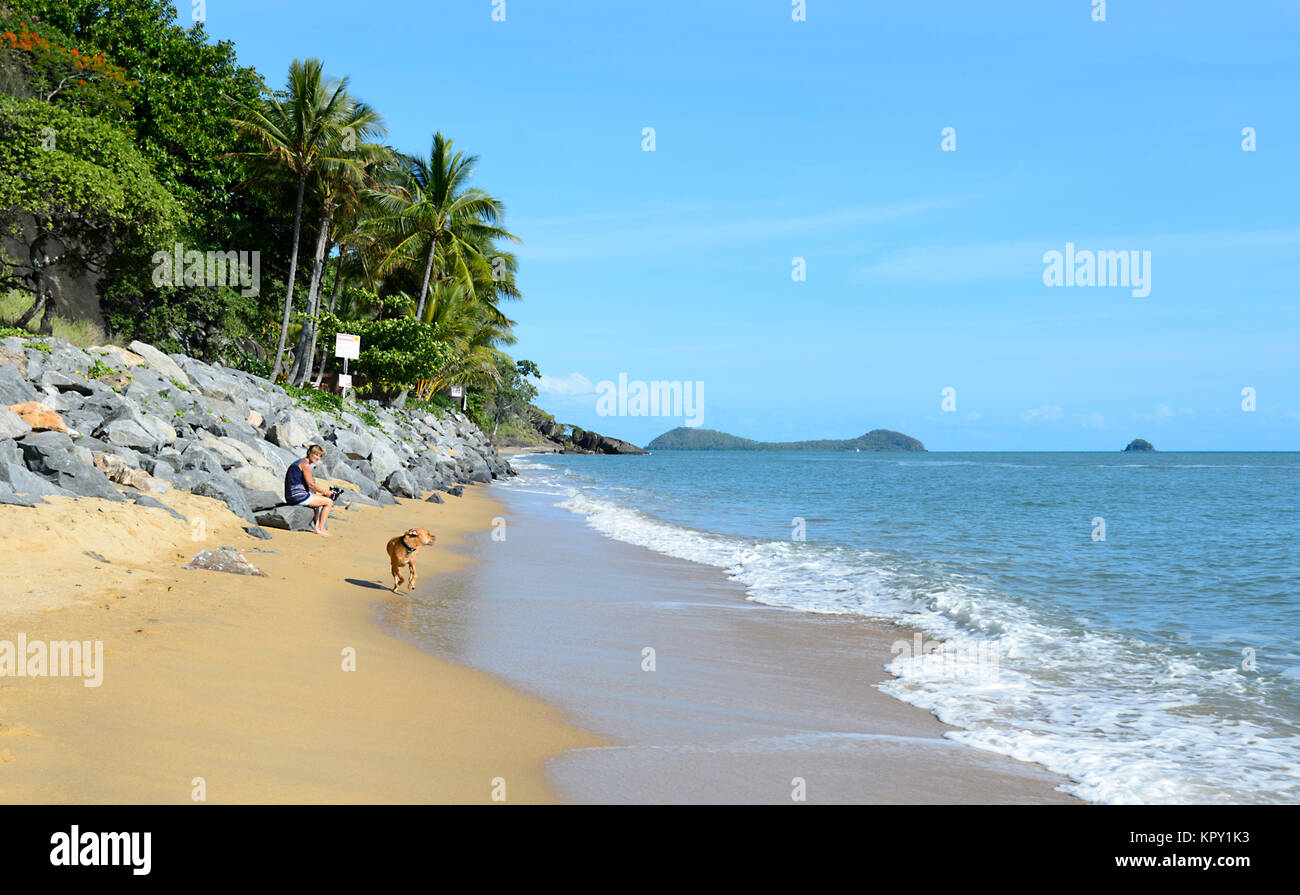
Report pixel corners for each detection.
[408,559,417,591]
[391,560,403,593]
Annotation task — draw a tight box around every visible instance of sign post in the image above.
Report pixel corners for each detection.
[334,333,360,394]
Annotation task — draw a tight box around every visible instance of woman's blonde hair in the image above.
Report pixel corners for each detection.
[307,444,325,459]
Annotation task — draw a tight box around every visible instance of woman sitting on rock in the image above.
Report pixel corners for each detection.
[284,444,334,537]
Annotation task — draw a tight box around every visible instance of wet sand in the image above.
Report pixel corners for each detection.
[381,485,1082,804]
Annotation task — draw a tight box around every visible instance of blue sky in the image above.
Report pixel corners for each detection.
[192,1,1298,450]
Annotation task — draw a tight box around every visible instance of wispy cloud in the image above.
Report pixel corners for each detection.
[537,372,597,398]
[858,228,1300,283]
[1131,405,1196,422]
[515,196,970,262]
[1021,404,1064,422]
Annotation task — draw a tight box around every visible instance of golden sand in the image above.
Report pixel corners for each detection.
[0,486,601,803]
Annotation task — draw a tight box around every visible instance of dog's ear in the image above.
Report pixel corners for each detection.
[407,528,419,536]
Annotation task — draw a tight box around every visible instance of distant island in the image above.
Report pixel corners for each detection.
[1124,438,1155,452]
[646,427,926,452]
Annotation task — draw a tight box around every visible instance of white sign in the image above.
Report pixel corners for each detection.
[334,332,360,360]
[337,373,352,389]
[449,385,464,398]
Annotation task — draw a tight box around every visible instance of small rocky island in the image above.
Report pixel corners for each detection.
[1123,438,1155,452]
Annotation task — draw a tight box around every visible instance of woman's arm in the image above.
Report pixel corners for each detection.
[300,461,330,495]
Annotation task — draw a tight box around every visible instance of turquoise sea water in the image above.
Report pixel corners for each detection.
[507,451,1300,804]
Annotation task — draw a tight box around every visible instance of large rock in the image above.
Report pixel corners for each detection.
[0,482,37,507]
[128,340,191,388]
[170,469,213,493]
[330,428,370,460]
[139,414,178,447]
[0,438,21,466]
[183,546,267,577]
[96,416,158,451]
[25,449,125,501]
[266,420,312,451]
[241,488,283,513]
[0,365,39,406]
[7,401,67,433]
[0,407,32,439]
[227,464,283,494]
[40,369,94,396]
[0,344,30,378]
[0,461,64,499]
[93,453,171,495]
[383,468,420,499]
[368,439,401,482]
[255,505,316,532]
[191,473,256,522]
[88,345,146,368]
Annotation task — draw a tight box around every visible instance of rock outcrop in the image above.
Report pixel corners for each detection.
[0,335,515,516]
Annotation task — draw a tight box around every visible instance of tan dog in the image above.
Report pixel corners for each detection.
[386,528,435,592]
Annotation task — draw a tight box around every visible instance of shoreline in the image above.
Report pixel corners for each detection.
[395,482,1082,804]
[0,486,601,803]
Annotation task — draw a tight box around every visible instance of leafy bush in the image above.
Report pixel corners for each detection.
[315,313,455,391]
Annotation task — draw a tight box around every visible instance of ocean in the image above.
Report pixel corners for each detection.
[503,450,1300,804]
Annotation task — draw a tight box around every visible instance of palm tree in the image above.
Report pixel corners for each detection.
[228,58,370,381]
[286,112,391,386]
[412,278,516,401]
[365,133,518,321]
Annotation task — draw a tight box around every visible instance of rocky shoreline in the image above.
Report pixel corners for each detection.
[530,418,648,454]
[0,336,515,533]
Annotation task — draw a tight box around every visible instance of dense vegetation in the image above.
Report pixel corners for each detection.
[1124,438,1155,452]
[0,0,538,434]
[646,427,927,451]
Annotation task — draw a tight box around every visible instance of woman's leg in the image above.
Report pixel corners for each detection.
[303,495,334,536]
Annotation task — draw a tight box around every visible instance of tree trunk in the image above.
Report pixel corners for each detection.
[270,173,308,382]
[311,250,347,388]
[299,239,338,386]
[415,235,437,321]
[16,281,43,328]
[289,212,332,385]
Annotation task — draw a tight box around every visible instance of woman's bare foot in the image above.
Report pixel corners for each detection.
[315,528,332,537]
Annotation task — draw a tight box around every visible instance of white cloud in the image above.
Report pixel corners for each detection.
[515,196,971,262]
[1077,411,1105,429]
[1133,405,1195,422]
[537,372,597,398]
[1021,404,1064,422]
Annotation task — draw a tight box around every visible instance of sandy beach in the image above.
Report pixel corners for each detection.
[0,486,601,804]
[383,482,1082,804]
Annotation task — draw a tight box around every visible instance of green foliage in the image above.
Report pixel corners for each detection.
[1,6,528,427]
[0,93,181,255]
[86,358,116,379]
[283,382,344,417]
[315,312,454,391]
[10,0,266,232]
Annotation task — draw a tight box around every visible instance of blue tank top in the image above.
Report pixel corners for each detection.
[285,458,310,503]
